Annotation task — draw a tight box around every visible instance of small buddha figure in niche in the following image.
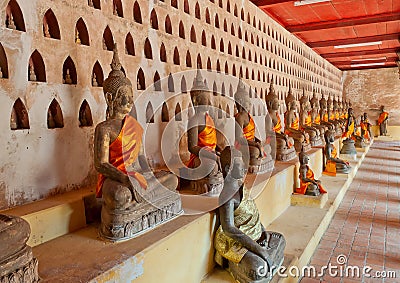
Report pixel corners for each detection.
[299,89,322,146]
[378,105,389,136]
[6,13,16,30]
[234,79,273,173]
[323,130,350,176]
[284,85,311,152]
[0,214,39,282]
[360,113,372,142]
[310,90,326,142]
[295,147,327,196]
[94,44,181,241]
[265,82,296,161]
[186,69,223,194]
[214,147,286,283]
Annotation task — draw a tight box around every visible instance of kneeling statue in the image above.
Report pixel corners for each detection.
[323,130,350,176]
[94,44,182,241]
[214,147,286,282]
[295,148,327,196]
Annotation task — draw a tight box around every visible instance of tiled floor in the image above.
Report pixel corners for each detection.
[302,140,400,283]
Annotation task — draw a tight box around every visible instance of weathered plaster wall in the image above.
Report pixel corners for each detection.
[0,0,342,209]
[343,68,400,126]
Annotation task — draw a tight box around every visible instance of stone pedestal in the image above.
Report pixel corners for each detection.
[0,214,39,283]
[291,193,328,209]
[340,139,357,155]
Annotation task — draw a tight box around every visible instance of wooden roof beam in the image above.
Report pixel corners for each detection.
[287,12,400,33]
[321,48,399,59]
[308,33,399,48]
[251,0,293,7]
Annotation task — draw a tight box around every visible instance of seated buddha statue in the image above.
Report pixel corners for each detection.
[310,90,326,143]
[284,85,311,152]
[299,89,322,147]
[94,44,181,241]
[265,82,296,161]
[323,130,350,176]
[234,79,273,173]
[295,148,327,196]
[185,69,223,194]
[360,113,372,142]
[378,105,389,136]
[327,96,342,137]
[340,107,359,155]
[0,214,39,283]
[319,96,335,132]
[214,147,286,282]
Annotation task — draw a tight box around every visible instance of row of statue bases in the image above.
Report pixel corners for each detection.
[1,46,389,283]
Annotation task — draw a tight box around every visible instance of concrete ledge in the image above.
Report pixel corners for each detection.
[0,187,94,247]
[291,193,328,209]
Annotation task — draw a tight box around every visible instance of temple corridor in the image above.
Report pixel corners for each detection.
[303,140,400,283]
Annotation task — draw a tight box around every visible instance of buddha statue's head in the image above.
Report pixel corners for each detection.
[300,89,311,112]
[333,97,339,111]
[190,69,211,110]
[348,107,354,117]
[380,105,385,112]
[363,112,368,120]
[220,146,246,180]
[103,44,134,119]
[327,96,333,111]
[234,78,250,112]
[299,148,310,166]
[266,81,279,111]
[285,84,297,112]
[324,129,335,144]
[310,90,320,110]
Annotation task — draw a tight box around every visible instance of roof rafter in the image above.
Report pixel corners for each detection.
[321,48,399,59]
[308,33,399,48]
[287,12,400,33]
[252,0,293,7]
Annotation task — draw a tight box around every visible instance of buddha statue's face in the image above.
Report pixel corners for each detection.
[348,108,354,116]
[302,100,311,112]
[364,113,368,119]
[230,156,246,180]
[289,101,297,111]
[311,100,319,110]
[113,85,134,115]
[267,98,279,111]
[300,153,310,165]
[236,95,250,112]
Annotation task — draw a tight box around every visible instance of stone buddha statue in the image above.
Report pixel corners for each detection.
[319,95,334,132]
[214,146,285,282]
[310,90,326,143]
[185,69,223,195]
[340,107,359,155]
[360,112,372,142]
[0,214,39,282]
[327,96,342,137]
[284,85,311,152]
[234,79,273,173]
[296,148,327,196]
[94,44,182,241]
[265,82,296,161]
[323,130,350,176]
[299,89,322,147]
[378,105,389,136]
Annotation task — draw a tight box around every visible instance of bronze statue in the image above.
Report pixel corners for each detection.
[214,147,285,282]
[340,107,358,155]
[319,96,334,132]
[295,148,327,196]
[310,90,326,143]
[299,89,322,146]
[185,69,223,194]
[265,82,296,161]
[94,44,182,241]
[0,214,39,282]
[234,79,273,173]
[323,130,350,176]
[284,85,311,152]
[360,113,372,142]
[377,105,389,136]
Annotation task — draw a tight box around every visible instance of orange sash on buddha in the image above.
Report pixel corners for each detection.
[324,145,338,176]
[296,166,327,194]
[340,113,346,119]
[314,114,321,125]
[187,113,217,168]
[360,122,370,140]
[323,113,329,122]
[304,113,312,127]
[335,112,340,120]
[329,113,335,120]
[274,112,282,133]
[238,113,255,141]
[342,120,355,138]
[96,115,148,198]
[378,112,388,125]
